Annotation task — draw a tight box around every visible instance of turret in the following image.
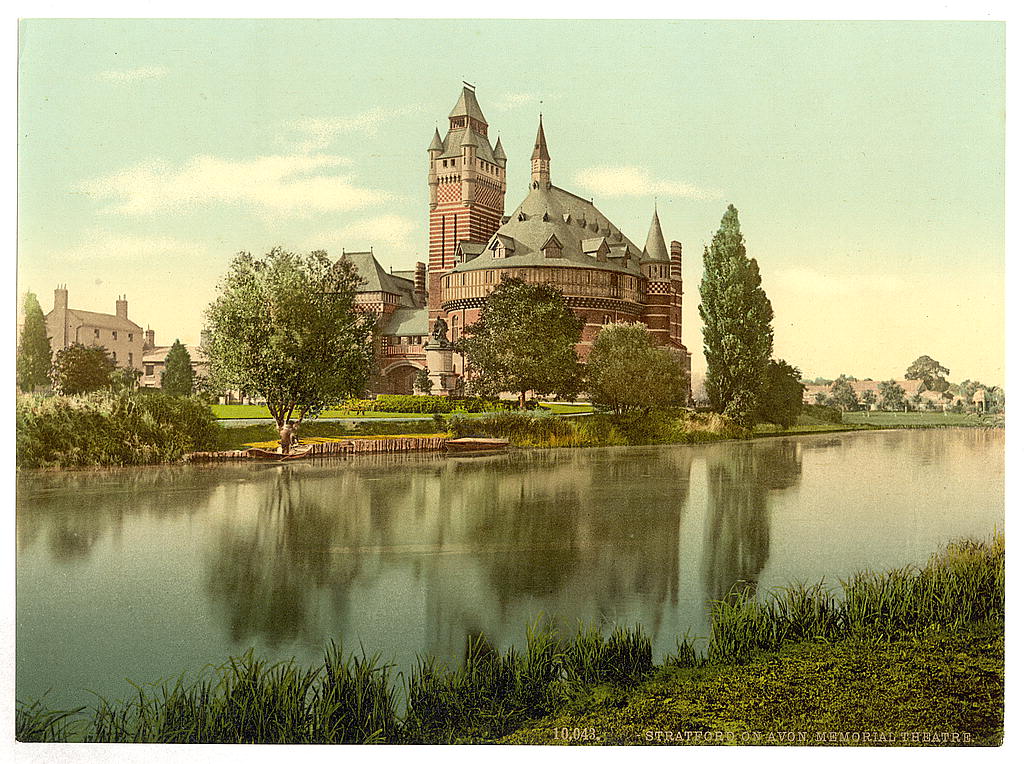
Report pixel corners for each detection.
[428,127,443,209]
[643,208,670,262]
[531,115,551,187]
[493,136,507,167]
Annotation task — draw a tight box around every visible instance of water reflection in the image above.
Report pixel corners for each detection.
[16,429,1005,709]
[701,440,801,601]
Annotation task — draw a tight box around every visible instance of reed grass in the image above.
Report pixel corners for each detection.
[16,534,1003,743]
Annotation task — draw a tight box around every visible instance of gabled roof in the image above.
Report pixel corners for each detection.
[449,86,488,124]
[383,307,429,337]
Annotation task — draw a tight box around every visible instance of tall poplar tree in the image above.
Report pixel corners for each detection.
[17,292,52,393]
[698,205,774,426]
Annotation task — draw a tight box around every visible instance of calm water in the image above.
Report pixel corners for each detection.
[16,428,1003,708]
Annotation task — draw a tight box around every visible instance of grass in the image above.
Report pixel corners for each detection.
[214,419,448,450]
[841,410,1003,427]
[17,534,1003,745]
[210,402,594,420]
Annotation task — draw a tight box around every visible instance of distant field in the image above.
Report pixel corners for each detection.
[841,411,1001,427]
[211,402,594,420]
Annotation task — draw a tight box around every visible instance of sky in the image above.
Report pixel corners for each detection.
[16,19,1005,384]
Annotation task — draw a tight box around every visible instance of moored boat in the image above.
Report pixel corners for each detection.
[444,437,509,453]
[245,444,313,461]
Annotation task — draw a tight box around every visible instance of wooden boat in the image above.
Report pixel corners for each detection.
[444,437,509,454]
[245,444,313,461]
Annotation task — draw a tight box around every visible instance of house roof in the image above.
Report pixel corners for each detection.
[383,307,428,337]
[56,308,143,333]
[642,209,670,262]
[448,86,487,124]
[142,344,207,364]
[438,127,499,164]
[452,183,645,275]
[340,251,419,307]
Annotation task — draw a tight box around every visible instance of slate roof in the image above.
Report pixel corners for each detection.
[448,86,488,124]
[452,183,645,275]
[340,251,419,307]
[383,307,429,337]
[439,128,498,164]
[532,117,550,161]
[642,209,670,262]
[142,344,208,364]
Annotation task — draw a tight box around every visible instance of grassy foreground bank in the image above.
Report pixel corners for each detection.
[17,535,1002,745]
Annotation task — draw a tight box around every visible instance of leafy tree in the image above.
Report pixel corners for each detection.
[910,392,924,411]
[814,392,828,406]
[457,276,583,408]
[860,389,877,409]
[878,380,907,412]
[829,376,859,412]
[699,204,774,427]
[905,355,950,392]
[17,292,52,393]
[112,366,142,392]
[957,379,982,403]
[413,367,434,396]
[756,359,804,428]
[51,343,115,395]
[204,248,374,449]
[161,339,195,396]
[984,386,1004,414]
[586,323,689,414]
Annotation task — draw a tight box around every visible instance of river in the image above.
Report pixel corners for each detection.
[15,428,1003,709]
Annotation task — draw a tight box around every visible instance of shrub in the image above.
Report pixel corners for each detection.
[17,391,220,469]
[802,403,843,424]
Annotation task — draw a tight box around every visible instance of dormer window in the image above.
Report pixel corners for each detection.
[541,234,563,259]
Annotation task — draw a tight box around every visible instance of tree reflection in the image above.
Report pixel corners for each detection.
[701,440,802,602]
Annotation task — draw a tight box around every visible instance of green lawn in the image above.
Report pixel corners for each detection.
[841,410,1002,427]
[211,402,594,420]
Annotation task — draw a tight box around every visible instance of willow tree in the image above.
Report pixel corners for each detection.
[204,248,374,450]
[698,205,774,426]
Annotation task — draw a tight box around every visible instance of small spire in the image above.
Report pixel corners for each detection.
[531,115,550,161]
[461,129,478,148]
[643,207,670,262]
[428,126,443,152]
[493,135,506,162]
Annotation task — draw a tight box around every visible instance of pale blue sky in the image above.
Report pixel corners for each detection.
[17,19,1005,383]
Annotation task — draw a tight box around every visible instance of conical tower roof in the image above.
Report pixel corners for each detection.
[449,86,487,124]
[428,127,443,151]
[493,136,506,162]
[531,115,550,161]
[642,208,670,262]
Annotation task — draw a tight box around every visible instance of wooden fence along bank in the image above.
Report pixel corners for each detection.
[184,436,450,463]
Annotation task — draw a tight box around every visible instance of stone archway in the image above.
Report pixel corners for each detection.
[382,364,420,395]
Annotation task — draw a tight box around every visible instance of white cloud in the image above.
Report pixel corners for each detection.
[317,215,420,254]
[98,66,169,83]
[77,154,388,216]
[573,165,721,200]
[56,230,208,263]
[770,267,905,297]
[286,106,422,151]
[496,92,537,110]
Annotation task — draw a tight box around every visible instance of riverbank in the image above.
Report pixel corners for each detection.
[17,534,1003,744]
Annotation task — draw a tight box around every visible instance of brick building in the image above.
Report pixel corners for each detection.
[350,86,691,396]
[44,286,145,372]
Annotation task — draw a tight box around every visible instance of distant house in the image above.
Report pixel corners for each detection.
[802,379,925,409]
[972,388,987,412]
[139,330,209,389]
[44,286,145,371]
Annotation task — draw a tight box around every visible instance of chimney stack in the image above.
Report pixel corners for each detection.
[116,294,128,320]
[670,241,682,280]
[414,262,427,306]
[54,285,68,310]
[144,328,155,349]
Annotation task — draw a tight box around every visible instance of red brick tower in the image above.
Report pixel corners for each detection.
[427,86,506,328]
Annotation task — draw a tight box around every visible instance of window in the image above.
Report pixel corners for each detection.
[112,330,118,341]
[145,364,154,376]
[94,328,100,339]
[128,333,133,342]
[112,351,117,362]
[128,353,133,366]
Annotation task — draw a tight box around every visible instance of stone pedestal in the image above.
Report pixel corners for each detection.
[424,340,457,395]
